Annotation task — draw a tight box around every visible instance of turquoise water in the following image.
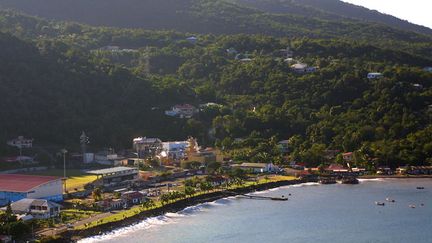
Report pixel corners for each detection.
[80,179,432,243]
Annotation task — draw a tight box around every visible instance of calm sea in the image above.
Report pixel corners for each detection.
[80,179,432,243]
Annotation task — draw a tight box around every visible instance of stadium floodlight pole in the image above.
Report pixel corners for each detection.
[61,148,68,193]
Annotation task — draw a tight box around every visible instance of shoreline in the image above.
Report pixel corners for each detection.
[61,179,306,242]
[359,175,432,179]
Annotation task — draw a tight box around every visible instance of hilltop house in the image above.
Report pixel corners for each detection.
[278,140,290,154]
[367,72,383,79]
[165,104,198,118]
[291,63,317,73]
[186,36,198,44]
[2,198,61,220]
[342,152,354,162]
[7,136,33,148]
[423,67,432,73]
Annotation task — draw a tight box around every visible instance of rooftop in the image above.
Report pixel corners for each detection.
[239,163,268,168]
[2,198,61,213]
[0,174,62,192]
[87,166,138,175]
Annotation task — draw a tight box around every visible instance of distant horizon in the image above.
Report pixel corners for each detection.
[342,0,432,29]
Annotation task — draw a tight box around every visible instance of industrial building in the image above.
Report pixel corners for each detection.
[0,174,63,206]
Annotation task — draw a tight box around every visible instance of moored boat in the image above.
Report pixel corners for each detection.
[375,201,385,206]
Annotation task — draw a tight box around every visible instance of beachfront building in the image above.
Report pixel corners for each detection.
[2,198,61,220]
[231,163,279,173]
[87,167,139,187]
[0,174,63,206]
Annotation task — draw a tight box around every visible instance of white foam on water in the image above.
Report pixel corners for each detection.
[78,198,235,243]
[291,182,320,187]
[358,178,385,182]
[78,215,172,243]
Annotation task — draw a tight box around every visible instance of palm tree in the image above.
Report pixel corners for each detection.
[92,187,102,201]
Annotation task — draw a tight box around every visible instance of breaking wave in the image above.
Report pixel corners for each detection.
[78,198,233,243]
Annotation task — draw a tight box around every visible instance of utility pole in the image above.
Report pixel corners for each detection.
[60,148,68,193]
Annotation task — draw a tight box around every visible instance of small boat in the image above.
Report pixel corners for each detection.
[375,201,385,206]
[386,198,396,203]
[409,204,416,208]
[416,187,425,190]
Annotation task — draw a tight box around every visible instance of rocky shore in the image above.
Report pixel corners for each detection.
[61,179,305,242]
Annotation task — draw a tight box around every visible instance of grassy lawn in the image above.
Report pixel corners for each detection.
[24,169,97,192]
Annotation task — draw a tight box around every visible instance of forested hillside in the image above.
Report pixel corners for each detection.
[0,10,431,168]
[232,0,432,35]
[0,0,431,60]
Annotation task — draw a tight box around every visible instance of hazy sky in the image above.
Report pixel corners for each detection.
[342,0,432,29]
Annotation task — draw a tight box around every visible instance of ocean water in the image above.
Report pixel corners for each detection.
[80,179,432,243]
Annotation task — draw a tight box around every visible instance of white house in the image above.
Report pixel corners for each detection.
[232,163,279,173]
[2,198,61,219]
[367,72,383,79]
[7,136,33,148]
[423,67,432,73]
[160,141,189,160]
[291,63,317,73]
[165,104,198,118]
[186,36,198,44]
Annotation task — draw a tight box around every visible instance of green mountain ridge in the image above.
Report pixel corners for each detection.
[231,0,432,35]
[0,0,431,61]
[0,8,432,168]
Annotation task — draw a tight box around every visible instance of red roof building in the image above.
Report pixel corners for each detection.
[0,174,62,192]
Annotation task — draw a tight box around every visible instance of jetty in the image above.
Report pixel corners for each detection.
[223,190,288,201]
[240,194,288,201]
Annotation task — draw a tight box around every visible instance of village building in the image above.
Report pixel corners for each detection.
[291,63,317,73]
[0,156,35,165]
[324,150,341,160]
[7,136,33,148]
[1,198,61,220]
[133,137,162,158]
[278,140,290,154]
[87,167,140,187]
[325,164,349,173]
[226,47,238,55]
[95,198,125,211]
[423,67,432,73]
[231,163,279,173]
[159,141,190,162]
[186,36,198,44]
[397,166,432,175]
[165,104,198,118]
[377,167,393,175]
[186,147,217,165]
[0,174,63,206]
[121,191,146,206]
[367,72,383,79]
[94,150,124,166]
[342,152,354,162]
